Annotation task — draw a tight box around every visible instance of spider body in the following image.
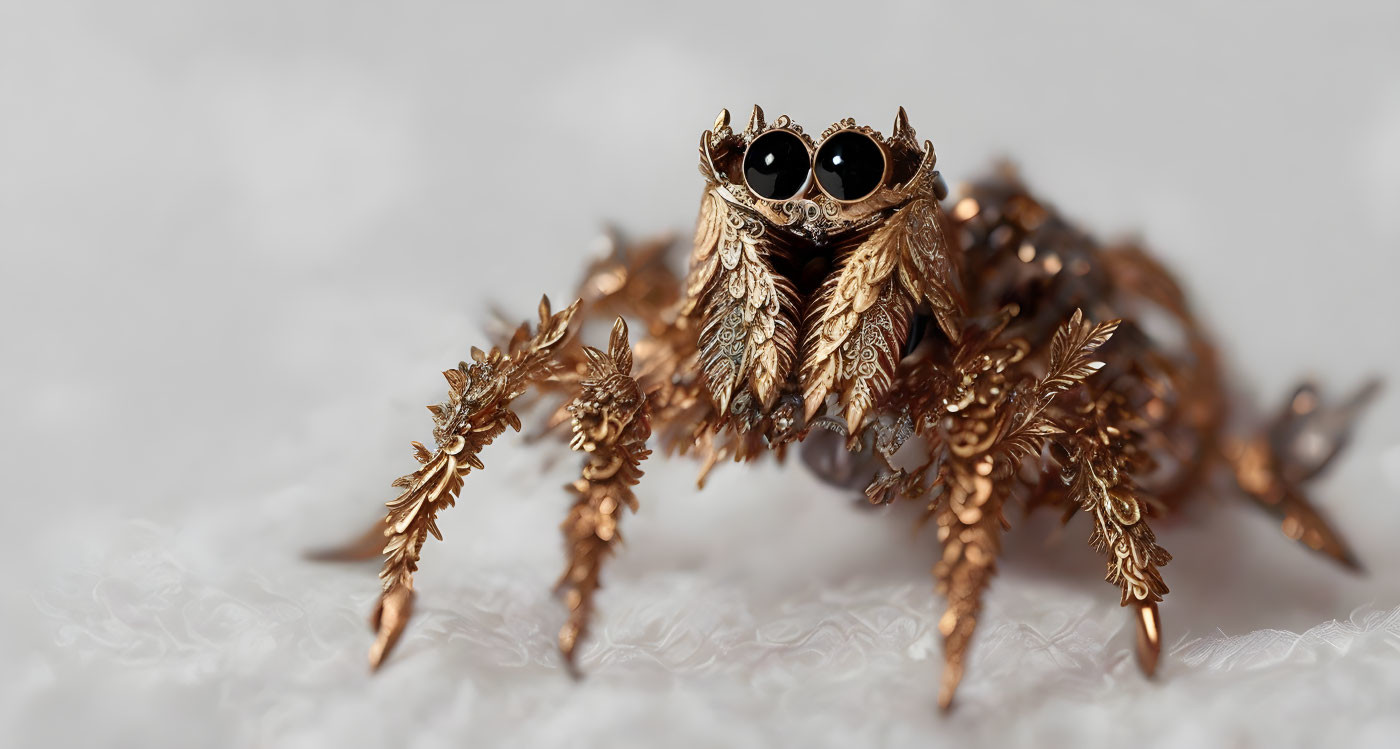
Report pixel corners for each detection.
[323,106,1374,709]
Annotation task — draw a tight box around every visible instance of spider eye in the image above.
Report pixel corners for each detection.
[814,131,886,202]
[743,130,811,201]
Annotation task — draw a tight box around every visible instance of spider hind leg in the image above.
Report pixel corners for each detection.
[1229,379,1380,571]
[306,516,391,562]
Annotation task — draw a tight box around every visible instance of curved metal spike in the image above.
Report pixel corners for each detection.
[747,104,765,133]
[1134,599,1162,677]
[368,583,413,670]
[713,108,730,131]
[699,131,720,179]
[893,105,913,140]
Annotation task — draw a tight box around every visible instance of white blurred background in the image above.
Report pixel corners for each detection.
[2,1,1399,747]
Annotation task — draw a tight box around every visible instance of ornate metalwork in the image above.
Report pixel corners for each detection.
[319,107,1377,711]
[368,298,579,669]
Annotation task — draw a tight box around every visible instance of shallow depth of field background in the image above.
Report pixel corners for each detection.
[3,2,1400,747]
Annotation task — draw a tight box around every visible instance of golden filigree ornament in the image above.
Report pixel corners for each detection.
[316,106,1378,710]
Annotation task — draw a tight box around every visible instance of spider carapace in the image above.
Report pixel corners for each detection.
[317,106,1376,710]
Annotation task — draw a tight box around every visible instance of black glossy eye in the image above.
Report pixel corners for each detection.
[814,131,885,201]
[743,130,811,201]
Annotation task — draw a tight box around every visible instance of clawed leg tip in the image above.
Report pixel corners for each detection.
[1335,549,1366,574]
[1134,600,1162,678]
[367,586,413,673]
[559,646,585,681]
[367,636,396,672]
[368,638,398,672]
[937,666,963,713]
[559,629,585,680]
[1136,653,1160,679]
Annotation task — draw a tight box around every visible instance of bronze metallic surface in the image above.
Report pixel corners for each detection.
[319,107,1377,711]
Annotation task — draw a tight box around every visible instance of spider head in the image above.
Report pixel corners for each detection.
[697,105,946,243]
[687,106,963,440]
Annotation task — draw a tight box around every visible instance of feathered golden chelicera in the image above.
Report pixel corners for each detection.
[316,106,1378,710]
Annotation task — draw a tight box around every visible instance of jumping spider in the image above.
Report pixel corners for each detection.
[317,105,1377,710]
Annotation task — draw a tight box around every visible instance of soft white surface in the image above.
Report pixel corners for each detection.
[3,1,1400,747]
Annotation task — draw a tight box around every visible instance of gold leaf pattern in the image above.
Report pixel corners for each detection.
[1063,438,1172,605]
[331,119,1370,713]
[687,188,799,413]
[931,455,1008,711]
[799,198,960,430]
[369,297,580,669]
[557,318,652,665]
[892,198,962,340]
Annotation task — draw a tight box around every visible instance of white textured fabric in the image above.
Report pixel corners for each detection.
[4,2,1400,747]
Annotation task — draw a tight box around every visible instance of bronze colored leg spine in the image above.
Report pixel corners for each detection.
[1061,424,1172,674]
[933,453,1009,710]
[555,319,652,668]
[369,298,580,669]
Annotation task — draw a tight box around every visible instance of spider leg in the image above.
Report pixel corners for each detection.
[931,453,1010,710]
[571,230,682,331]
[1060,415,1173,676]
[516,232,684,448]
[897,309,1122,710]
[554,319,652,670]
[1228,380,1379,570]
[305,516,390,562]
[364,297,580,669]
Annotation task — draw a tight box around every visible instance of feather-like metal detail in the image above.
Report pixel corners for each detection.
[318,110,1376,715]
[799,197,959,434]
[1064,432,1172,605]
[557,318,651,667]
[369,297,579,669]
[686,188,800,415]
[933,454,1007,711]
[904,308,1125,709]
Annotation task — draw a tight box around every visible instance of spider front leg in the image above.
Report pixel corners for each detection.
[367,297,579,668]
[905,309,1123,709]
[555,318,652,669]
[312,235,681,564]
[930,449,1012,710]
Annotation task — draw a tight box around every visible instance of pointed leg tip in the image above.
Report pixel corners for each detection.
[937,663,963,712]
[1316,534,1360,574]
[367,631,398,672]
[1292,514,1366,573]
[366,585,414,672]
[559,622,584,679]
[1336,549,1366,575]
[559,648,585,681]
[368,623,397,671]
[1135,647,1160,678]
[1134,600,1162,678]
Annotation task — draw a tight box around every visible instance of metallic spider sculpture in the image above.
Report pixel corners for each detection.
[318,106,1377,709]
